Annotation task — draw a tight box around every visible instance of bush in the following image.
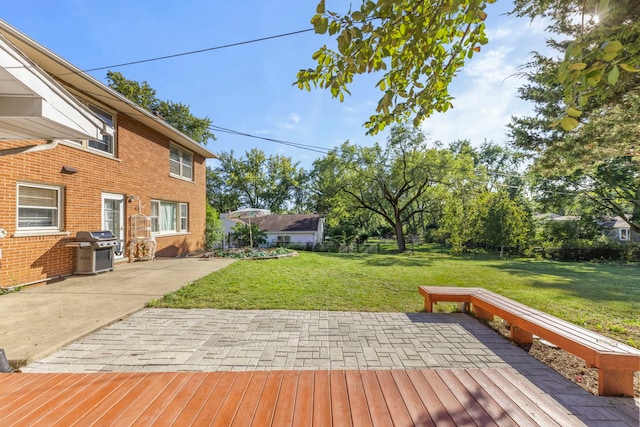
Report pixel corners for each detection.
[537,240,640,262]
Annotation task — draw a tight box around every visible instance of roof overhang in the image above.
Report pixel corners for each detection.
[0,19,216,159]
[0,34,108,141]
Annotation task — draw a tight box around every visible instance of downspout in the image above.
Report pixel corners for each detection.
[0,139,58,157]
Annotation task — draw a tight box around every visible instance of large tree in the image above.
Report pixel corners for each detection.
[509,1,640,232]
[312,125,453,251]
[209,149,306,214]
[106,71,215,144]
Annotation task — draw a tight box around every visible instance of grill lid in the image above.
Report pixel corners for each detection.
[76,230,116,241]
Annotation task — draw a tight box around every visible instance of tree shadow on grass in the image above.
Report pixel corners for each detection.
[363,255,434,267]
[490,260,640,304]
[310,251,434,267]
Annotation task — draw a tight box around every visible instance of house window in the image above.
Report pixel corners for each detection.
[180,203,188,231]
[87,104,115,155]
[277,235,291,244]
[151,200,188,234]
[17,183,63,231]
[619,229,630,241]
[169,145,193,180]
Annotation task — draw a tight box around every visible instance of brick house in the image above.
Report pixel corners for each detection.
[0,20,216,288]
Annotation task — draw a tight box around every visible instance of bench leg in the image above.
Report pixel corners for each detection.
[424,297,433,313]
[599,369,635,397]
[472,305,493,320]
[510,326,533,345]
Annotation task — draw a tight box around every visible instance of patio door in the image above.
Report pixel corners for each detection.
[102,193,125,258]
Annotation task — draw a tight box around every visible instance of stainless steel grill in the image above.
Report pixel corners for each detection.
[73,230,117,274]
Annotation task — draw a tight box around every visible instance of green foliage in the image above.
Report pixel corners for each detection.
[509,1,639,234]
[311,125,454,252]
[481,191,534,252]
[297,0,493,134]
[213,247,294,259]
[231,222,267,248]
[209,149,307,213]
[298,1,636,136]
[106,71,156,109]
[106,71,215,144]
[512,0,640,126]
[204,204,224,250]
[325,217,361,244]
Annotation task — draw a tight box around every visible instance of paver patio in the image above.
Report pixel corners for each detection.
[15,309,639,426]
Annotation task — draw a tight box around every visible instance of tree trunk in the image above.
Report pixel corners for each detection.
[395,220,406,252]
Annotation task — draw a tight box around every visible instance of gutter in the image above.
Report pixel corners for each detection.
[0,140,58,157]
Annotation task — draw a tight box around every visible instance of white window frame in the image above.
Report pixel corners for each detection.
[151,200,189,235]
[65,102,116,156]
[179,203,188,232]
[619,228,630,241]
[87,104,115,155]
[277,235,291,244]
[169,144,193,181]
[16,183,63,232]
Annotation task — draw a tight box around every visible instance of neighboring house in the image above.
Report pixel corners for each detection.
[536,213,638,243]
[221,211,325,246]
[600,216,638,243]
[253,214,325,245]
[0,20,216,288]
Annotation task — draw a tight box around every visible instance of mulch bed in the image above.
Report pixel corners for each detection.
[485,318,640,397]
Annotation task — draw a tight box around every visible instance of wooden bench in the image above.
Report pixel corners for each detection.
[419,286,640,397]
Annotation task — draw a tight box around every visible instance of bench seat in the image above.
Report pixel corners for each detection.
[419,286,640,396]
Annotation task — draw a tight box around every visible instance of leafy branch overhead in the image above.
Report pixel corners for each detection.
[513,0,640,131]
[298,0,639,134]
[295,0,493,135]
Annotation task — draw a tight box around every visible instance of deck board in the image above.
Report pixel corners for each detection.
[292,370,314,426]
[390,370,432,427]
[312,370,332,427]
[344,370,373,427]
[251,370,283,426]
[376,370,414,426]
[3,373,85,426]
[0,369,586,426]
[215,371,257,426]
[271,370,299,426]
[230,370,269,427]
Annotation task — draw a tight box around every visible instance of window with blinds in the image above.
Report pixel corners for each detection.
[17,183,62,230]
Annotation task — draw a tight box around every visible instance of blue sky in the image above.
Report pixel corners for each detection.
[3,1,551,169]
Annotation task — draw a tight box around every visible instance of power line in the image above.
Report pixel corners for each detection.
[209,124,333,155]
[56,28,314,76]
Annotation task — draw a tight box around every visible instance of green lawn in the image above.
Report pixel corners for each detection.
[149,251,640,347]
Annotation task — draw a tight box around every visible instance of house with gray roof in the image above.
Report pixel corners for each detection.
[221,211,325,247]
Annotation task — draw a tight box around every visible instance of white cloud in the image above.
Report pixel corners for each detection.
[288,113,300,124]
[418,13,551,147]
[274,112,303,131]
[487,26,512,40]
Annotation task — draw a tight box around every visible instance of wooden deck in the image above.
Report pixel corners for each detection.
[0,368,582,426]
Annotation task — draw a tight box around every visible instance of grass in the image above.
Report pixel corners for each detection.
[149,249,640,347]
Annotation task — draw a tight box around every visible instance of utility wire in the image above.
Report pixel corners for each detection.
[209,124,333,155]
[58,28,315,75]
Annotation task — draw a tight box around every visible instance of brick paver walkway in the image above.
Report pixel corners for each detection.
[26,309,520,372]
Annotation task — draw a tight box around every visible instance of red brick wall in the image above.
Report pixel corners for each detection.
[0,114,208,288]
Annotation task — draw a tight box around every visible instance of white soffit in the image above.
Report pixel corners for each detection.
[0,34,108,140]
